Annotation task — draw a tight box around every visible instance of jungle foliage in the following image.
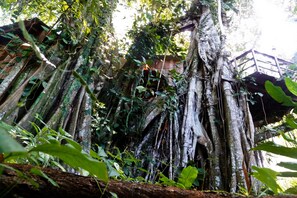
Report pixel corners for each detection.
[1,0,296,195]
[0,120,108,184]
[251,78,297,195]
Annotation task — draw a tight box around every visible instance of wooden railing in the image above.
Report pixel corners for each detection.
[229,49,295,79]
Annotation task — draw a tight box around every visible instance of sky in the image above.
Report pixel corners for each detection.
[113,2,135,40]
[253,0,297,61]
[0,9,11,25]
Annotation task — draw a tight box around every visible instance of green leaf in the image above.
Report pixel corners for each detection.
[30,167,59,187]
[253,141,297,159]
[177,166,198,189]
[285,116,297,129]
[65,138,82,151]
[0,121,26,153]
[6,32,18,39]
[3,151,28,162]
[159,172,176,186]
[175,182,186,189]
[278,171,297,177]
[42,81,48,88]
[136,86,147,93]
[284,186,297,194]
[252,166,282,194]
[277,162,297,171]
[285,77,297,97]
[41,25,50,32]
[30,143,108,182]
[97,146,108,157]
[280,131,297,145]
[16,56,22,63]
[265,81,295,107]
[133,59,142,66]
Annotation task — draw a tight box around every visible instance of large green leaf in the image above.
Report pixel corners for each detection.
[177,166,198,189]
[252,166,282,194]
[265,81,295,107]
[30,143,108,182]
[284,186,297,194]
[0,121,25,153]
[277,162,297,171]
[278,171,297,177]
[253,142,297,159]
[285,77,297,97]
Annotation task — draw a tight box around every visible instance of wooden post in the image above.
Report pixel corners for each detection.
[273,56,282,77]
[251,49,259,73]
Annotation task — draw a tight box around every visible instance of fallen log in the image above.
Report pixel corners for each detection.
[0,164,236,198]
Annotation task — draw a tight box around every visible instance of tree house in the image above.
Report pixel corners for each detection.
[151,55,183,76]
[230,49,296,126]
[0,18,51,80]
[142,55,183,88]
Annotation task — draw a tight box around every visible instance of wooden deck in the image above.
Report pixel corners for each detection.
[230,49,295,79]
[230,49,296,126]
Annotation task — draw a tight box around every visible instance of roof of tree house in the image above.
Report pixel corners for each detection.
[0,18,54,80]
[0,18,50,44]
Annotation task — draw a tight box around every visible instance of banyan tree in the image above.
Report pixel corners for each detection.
[0,0,264,193]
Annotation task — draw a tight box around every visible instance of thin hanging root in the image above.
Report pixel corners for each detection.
[217,0,225,35]
[169,114,173,180]
[154,113,166,149]
[72,71,99,103]
[242,160,251,193]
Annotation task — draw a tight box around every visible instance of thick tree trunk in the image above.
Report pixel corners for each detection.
[181,7,260,192]
[115,5,262,193]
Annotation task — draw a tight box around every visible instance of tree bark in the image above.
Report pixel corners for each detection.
[113,4,262,193]
[0,164,241,198]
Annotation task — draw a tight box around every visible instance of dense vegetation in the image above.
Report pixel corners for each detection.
[1,0,297,196]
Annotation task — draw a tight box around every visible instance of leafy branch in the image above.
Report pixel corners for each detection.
[252,77,297,195]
